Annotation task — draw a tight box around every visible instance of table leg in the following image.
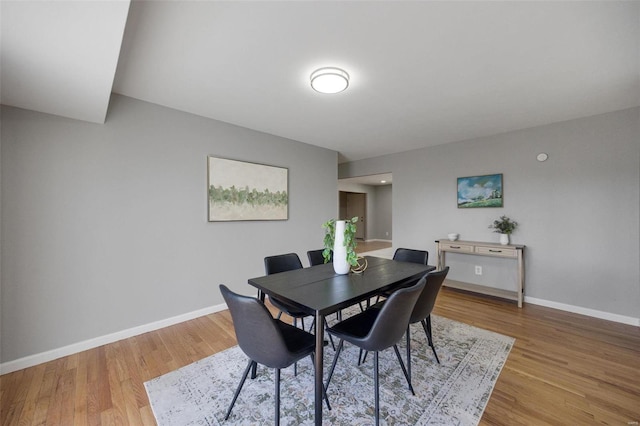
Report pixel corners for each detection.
[314,310,324,425]
[517,251,524,308]
[251,289,266,380]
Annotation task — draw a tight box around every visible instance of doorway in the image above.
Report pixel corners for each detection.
[339,191,366,240]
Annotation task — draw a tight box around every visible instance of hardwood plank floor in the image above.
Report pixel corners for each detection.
[2,287,639,425]
[355,240,392,253]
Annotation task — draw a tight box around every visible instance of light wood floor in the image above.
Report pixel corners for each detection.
[355,240,392,253]
[2,287,639,425]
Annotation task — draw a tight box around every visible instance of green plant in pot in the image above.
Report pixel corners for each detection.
[489,215,518,245]
[322,217,359,274]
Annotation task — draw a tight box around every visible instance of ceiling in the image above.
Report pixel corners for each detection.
[2,1,639,164]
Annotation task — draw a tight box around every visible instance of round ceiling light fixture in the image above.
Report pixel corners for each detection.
[310,67,349,94]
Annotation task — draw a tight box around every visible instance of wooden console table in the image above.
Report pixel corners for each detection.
[435,239,525,307]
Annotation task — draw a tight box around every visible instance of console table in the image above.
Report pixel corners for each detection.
[435,239,525,307]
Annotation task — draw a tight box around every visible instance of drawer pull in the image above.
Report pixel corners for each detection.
[450,246,461,249]
[489,249,502,253]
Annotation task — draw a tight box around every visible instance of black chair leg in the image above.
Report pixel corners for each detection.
[250,361,258,379]
[422,317,440,364]
[392,344,415,395]
[325,339,344,392]
[324,319,336,350]
[406,325,412,389]
[274,368,280,426]
[374,351,380,426]
[225,359,254,420]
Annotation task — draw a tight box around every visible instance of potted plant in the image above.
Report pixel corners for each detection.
[322,217,359,274]
[489,215,518,245]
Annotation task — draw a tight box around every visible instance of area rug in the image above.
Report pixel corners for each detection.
[145,314,514,426]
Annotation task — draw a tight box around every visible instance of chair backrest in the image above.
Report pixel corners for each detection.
[307,249,332,266]
[393,248,428,265]
[362,279,426,352]
[219,284,298,369]
[410,267,449,324]
[264,253,303,275]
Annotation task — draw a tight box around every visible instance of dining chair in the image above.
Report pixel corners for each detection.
[219,285,331,425]
[404,267,449,375]
[265,253,336,359]
[372,247,429,305]
[393,247,429,265]
[366,267,450,390]
[324,279,425,426]
[264,253,309,325]
[307,249,332,266]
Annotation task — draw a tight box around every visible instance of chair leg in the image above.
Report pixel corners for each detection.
[323,318,336,350]
[310,353,332,411]
[325,339,344,392]
[250,361,258,379]
[406,325,412,388]
[361,350,369,365]
[392,344,415,395]
[421,316,440,364]
[374,351,380,426]
[274,368,280,426]
[225,359,255,420]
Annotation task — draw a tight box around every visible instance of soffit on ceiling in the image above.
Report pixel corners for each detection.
[0,0,130,124]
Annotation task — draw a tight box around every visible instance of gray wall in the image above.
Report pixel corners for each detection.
[340,108,640,321]
[373,185,392,240]
[1,95,338,363]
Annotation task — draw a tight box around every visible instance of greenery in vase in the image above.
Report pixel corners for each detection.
[322,217,359,267]
[489,215,518,234]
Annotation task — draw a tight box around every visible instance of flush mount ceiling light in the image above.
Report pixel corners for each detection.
[310,67,349,94]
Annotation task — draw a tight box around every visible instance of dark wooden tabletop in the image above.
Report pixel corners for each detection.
[248,256,435,317]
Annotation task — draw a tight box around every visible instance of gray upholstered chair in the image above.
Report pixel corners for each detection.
[324,279,425,426]
[219,284,330,425]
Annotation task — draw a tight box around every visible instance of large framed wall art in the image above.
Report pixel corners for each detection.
[457,173,503,208]
[207,156,289,221]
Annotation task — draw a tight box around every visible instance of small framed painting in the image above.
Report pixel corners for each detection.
[457,173,503,208]
[207,156,288,221]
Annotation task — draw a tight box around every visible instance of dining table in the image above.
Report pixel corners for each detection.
[248,255,435,425]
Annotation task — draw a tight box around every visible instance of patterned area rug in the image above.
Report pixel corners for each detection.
[145,312,513,425]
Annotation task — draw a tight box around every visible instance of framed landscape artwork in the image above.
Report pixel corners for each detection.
[207,156,288,221]
[457,173,503,208]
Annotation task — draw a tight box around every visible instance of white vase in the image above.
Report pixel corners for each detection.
[499,233,510,245]
[333,220,350,274]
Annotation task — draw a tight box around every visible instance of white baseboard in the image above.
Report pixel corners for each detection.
[4,296,637,375]
[525,296,640,326]
[0,303,228,375]
[365,239,392,243]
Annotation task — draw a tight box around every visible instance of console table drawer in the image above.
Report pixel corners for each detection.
[475,246,517,258]
[439,243,474,253]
